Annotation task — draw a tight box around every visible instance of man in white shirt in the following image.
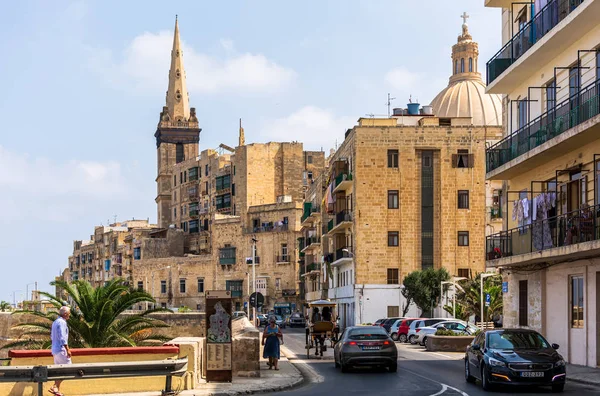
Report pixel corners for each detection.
[50,306,71,395]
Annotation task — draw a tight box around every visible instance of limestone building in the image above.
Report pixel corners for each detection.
[299,18,504,327]
[484,0,600,367]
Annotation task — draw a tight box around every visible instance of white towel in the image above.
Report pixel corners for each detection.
[522,198,529,219]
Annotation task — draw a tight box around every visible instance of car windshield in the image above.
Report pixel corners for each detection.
[488,332,550,350]
[275,315,283,320]
[291,313,302,318]
[348,328,388,340]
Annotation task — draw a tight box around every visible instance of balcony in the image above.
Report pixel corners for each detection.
[489,205,502,221]
[219,247,236,265]
[189,210,199,217]
[486,203,600,267]
[244,223,289,234]
[333,172,353,194]
[276,255,290,263]
[487,77,600,178]
[486,0,596,93]
[331,247,353,267]
[301,236,321,253]
[328,210,353,235]
[246,256,260,265]
[301,204,321,225]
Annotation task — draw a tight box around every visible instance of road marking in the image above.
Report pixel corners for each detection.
[281,344,325,383]
[399,365,470,396]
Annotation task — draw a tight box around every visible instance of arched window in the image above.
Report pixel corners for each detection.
[461,58,465,73]
[455,60,459,74]
[469,57,473,72]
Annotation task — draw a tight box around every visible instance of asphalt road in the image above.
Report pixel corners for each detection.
[266,327,600,396]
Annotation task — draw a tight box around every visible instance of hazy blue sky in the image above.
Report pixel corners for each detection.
[0,0,501,302]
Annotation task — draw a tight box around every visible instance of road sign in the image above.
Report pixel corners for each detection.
[249,292,264,308]
[485,293,491,307]
[502,282,508,293]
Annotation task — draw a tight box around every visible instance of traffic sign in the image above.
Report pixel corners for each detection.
[249,292,264,308]
[485,293,491,307]
[502,282,508,293]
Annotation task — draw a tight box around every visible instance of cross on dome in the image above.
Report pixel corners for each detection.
[461,12,469,25]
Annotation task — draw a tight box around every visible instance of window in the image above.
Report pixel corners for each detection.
[275,278,281,290]
[388,231,399,247]
[546,79,556,113]
[518,97,528,129]
[570,275,584,328]
[387,149,399,168]
[281,243,288,256]
[176,143,184,163]
[197,278,204,293]
[519,280,528,326]
[184,171,187,183]
[458,231,469,246]
[216,175,231,191]
[161,303,167,309]
[458,268,470,279]
[133,247,141,260]
[232,183,235,196]
[137,281,143,291]
[454,59,458,75]
[453,149,473,168]
[458,190,469,209]
[173,174,177,187]
[179,279,186,294]
[460,58,464,73]
[387,268,399,284]
[308,155,313,164]
[308,171,313,180]
[469,57,473,72]
[226,280,243,298]
[160,280,167,294]
[205,164,209,176]
[173,207,177,219]
[181,222,188,232]
[180,172,183,184]
[388,190,399,209]
[387,306,400,317]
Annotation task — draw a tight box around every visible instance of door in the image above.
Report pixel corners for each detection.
[596,272,600,367]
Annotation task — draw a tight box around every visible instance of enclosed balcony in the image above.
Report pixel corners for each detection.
[219,247,236,265]
[486,76,600,178]
[486,0,596,93]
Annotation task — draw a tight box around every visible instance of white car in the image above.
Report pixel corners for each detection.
[414,320,478,346]
[407,318,446,344]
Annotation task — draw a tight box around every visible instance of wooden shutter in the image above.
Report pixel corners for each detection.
[518,280,528,326]
[451,154,458,168]
[468,154,475,168]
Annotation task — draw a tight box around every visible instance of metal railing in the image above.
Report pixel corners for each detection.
[304,236,321,246]
[487,77,600,172]
[334,247,352,262]
[486,0,584,85]
[335,172,353,188]
[301,205,321,223]
[243,223,289,234]
[334,210,352,227]
[486,203,600,260]
[0,358,187,396]
[276,255,290,263]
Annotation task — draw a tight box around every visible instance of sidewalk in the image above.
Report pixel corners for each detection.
[567,363,600,387]
[86,348,303,396]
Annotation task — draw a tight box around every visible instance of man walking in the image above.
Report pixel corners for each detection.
[50,306,71,396]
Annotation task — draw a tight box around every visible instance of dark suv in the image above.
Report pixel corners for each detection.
[381,317,403,333]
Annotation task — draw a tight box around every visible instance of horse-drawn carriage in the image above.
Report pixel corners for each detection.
[306,300,338,359]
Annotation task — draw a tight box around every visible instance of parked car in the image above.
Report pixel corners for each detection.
[415,320,478,346]
[407,318,446,344]
[465,329,566,392]
[389,318,418,342]
[274,315,286,328]
[257,314,268,327]
[334,326,398,373]
[289,312,306,327]
[373,318,386,327]
[381,317,403,333]
[232,311,247,319]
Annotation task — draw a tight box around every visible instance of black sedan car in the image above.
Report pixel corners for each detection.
[465,329,566,392]
[334,326,398,373]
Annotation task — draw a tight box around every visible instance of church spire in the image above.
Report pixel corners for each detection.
[165,15,190,121]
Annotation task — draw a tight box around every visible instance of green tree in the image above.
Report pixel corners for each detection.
[402,268,450,316]
[452,273,503,322]
[3,279,172,350]
[0,301,11,312]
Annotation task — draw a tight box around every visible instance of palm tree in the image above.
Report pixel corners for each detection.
[3,279,172,350]
[0,301,11,312]
[453,274,503,322]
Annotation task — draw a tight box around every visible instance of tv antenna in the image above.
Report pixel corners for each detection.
[386,93,396,117]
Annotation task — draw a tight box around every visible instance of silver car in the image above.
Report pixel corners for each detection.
[415,320,478,346]
[407,318,446,344]
[334,326,398,373]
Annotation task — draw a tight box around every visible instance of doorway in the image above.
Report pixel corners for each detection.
[596,272,599,367]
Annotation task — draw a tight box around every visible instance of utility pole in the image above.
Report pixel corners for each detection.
[386,93,396,118]
[252,237,257,326]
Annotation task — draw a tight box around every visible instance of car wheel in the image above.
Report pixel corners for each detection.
[464,359,475,383]
[399,334,408,343]
[481,365,493,391]
[552,384,565,393]
[334,353,340,368]
[389,362,397,373]
[420,337,427,346]
[391,332,398,341]
[341,360,349,373]
[409,335,417,344]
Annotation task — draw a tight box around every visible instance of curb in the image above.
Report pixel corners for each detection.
[567,377,600,387]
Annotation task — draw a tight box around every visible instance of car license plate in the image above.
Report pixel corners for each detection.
[521,372,544,378]
[362,346,380,350]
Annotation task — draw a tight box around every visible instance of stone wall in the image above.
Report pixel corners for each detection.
[231,317,260,376]
[502,271,543,332]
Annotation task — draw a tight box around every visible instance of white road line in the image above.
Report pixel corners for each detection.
[400,365,470,396]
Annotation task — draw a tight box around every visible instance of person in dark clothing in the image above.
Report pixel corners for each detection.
[311,307,321,323]
[322,306,332,321]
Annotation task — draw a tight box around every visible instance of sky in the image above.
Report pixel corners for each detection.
[0,0,501,302]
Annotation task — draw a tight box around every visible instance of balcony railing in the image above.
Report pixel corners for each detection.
[490,206,502,220]
[486,0,584,85]
[306,263,319,273]
[335,172,353,188]
[487,77,600,172]
[486,203,600,260]
[304,236,321,246]
[244,223,289,234]
[301,205,321,223]
[189,210,199,217]
[328,219,334,232]
[334,247,352,262]
[335,210,352,226]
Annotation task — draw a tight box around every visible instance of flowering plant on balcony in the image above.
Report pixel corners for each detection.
[492,247,502,259]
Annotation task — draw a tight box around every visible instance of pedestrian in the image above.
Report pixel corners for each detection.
[49,306,72,396]
[311,307,321,323]
[262,316,283,370]
[305,314,311,347]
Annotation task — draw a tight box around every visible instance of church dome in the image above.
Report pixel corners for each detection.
[430,14,502,127]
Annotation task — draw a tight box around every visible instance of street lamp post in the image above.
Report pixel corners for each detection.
[480,273,499,328]
[25,283,36,302]
[252,237,257,326]
[442,278,467,318]
[12,290,22,309]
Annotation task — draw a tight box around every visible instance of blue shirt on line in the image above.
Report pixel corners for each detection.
[51,317,69,355]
